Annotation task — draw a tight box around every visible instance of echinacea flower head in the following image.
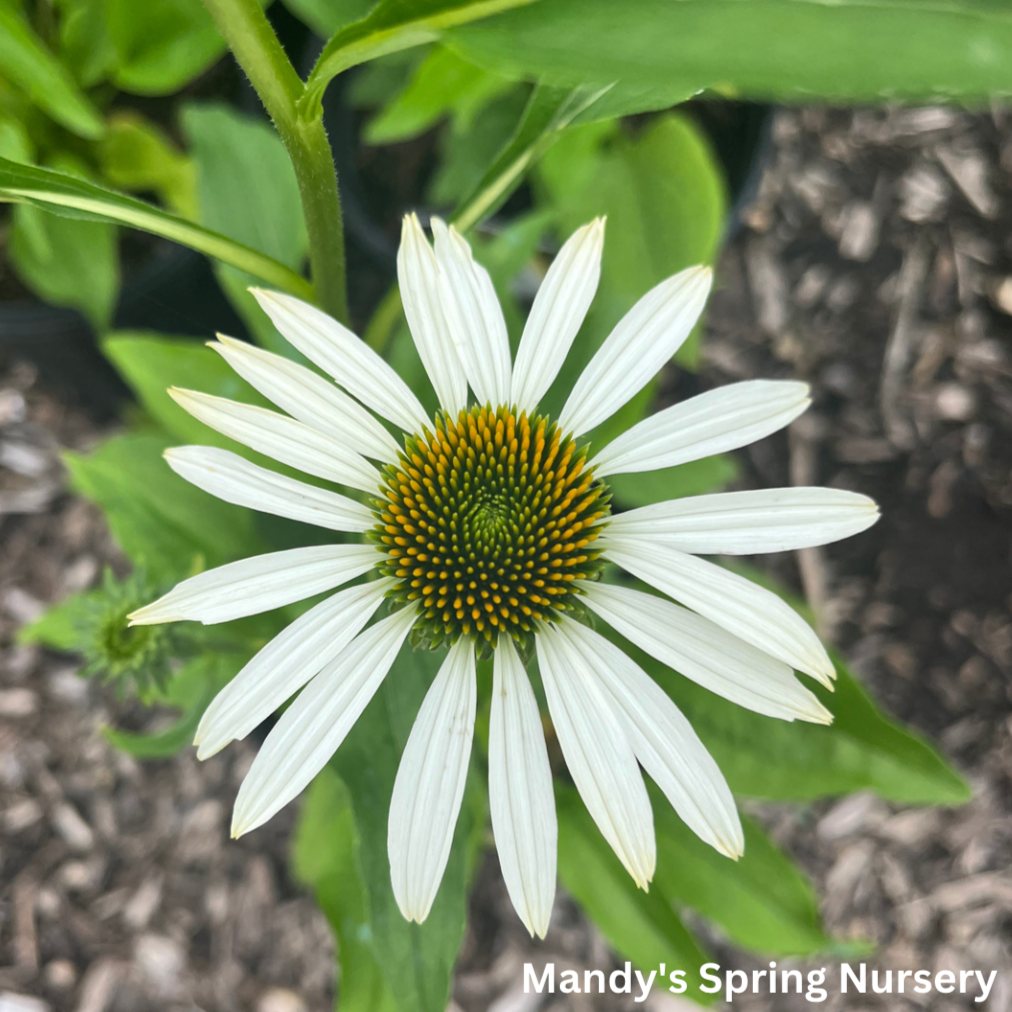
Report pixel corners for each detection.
[130,215,879,939]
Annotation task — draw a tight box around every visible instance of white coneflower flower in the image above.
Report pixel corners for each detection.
[130,215,879,939]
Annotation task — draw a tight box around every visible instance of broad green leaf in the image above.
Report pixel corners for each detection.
[10,201,119,328]
[0,157,314,300]
[365,45,513,143]
[100,111,198,218]
[607,456,739,510]
[0,6,103,137]
[293,767,399,1012]
[556,785,713,999]
[181,103,308,271]
[452,0,1012,102]
[106,0,227,95]
[330,642,482,1012]
[281,0,376,37]
[103,652,241,758]
[0,114,32,162]
[300,0,541,116]
[536,112,726,380]
[601,616,970,806]
[65,430,263,576]
[181,103,309,357]
[653,798,832,957]
[102,332,271,445]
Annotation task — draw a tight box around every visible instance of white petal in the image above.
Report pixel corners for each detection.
[231,603,417,836]
[196,578,392,760]
[555,616,743,859]
[560,265,712,437]
[251,288,428,434]
[398,214,468,415]
[591,379,810,476]
[389,638,476,924]
[211,335,400,462]
[511,219,604,414]
[583,582,832,724]
[602,535,836,687]
[169,388,380,493]
[431,218,511,407]
[489,636,557,938]
[129,544,379,626]
[536,624,655,888]
[606,487,880,554]
[165,446,374,532]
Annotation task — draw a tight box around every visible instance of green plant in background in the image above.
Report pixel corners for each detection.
[4,0,997,1008]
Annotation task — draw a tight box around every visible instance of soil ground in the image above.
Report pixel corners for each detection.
[1,105,1011,1012]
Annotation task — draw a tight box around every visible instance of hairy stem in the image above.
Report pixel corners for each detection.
[200,0,349,324]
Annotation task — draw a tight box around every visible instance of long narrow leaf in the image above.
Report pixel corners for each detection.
[0,158,314,300]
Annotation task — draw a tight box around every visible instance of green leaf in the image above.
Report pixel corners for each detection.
[556,785,713,999]
[181,102,309,356]
[0,156,315,299]
[365,44,513,143]
[608,455,739,511]
[10,199,119,329]
[427,86,529,208]
[451,81,609,233]
[102,653,240,758]
[603,619,970,806]
[106,0,227,95]
[451,0,1012,102]
[653,799,832,957]
[65,430,263,576]
[536,112,726,379]
[181,103,308,271]
[281,0,376,38]
[20,586,98,651]
[102,332,271,445]
[330,642,481,1012]
[300,0,541,117]
[99,111,198,218]
[0,5,103,137]
[293,767,399,1012]
[57,0,119,88]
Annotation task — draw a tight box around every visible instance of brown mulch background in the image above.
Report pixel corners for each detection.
[2,105,1011,1012]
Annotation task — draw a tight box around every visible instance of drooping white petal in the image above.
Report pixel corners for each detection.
[250,288,428,434]
[211,335,400,462]
[398,214,468,415]
[195,578,392,760]
[231,603,417,837]
[536,624,655,888]
[129,544,379,627]
[560,265,712,437]
[555,617,743,859]
[606,487,880,555]
[511,219,604,414]
[602,535,836,687]
[165,446,374,532]
[431,218,511,407]
[583,582,832,724]
[169,388,380,493]
[389,638,476,924]
[591,379,810,476]
[489,636,556,938]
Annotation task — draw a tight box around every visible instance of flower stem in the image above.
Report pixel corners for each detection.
[200,0,349,324]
